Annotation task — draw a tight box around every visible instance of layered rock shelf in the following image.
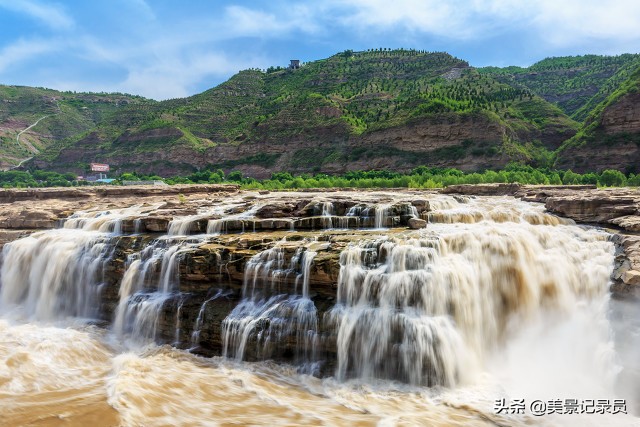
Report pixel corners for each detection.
[1,184,639,374]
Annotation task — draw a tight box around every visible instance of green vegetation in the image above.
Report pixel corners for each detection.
[2,49,639,176]
[234,165,640,189]
[0,170,85,187]
[0,85,153,167]
[481,54,640,120]
[557,66,640,156]
[12,164,639,189]
[32,49,588,173]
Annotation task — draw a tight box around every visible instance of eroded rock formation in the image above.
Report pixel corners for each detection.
[0,184,638,379]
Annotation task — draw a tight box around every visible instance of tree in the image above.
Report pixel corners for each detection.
[271,172,294,182]
[227,171,243,182]
[561,170,581,185]
[627,174,640,186]
[599,169,626,187]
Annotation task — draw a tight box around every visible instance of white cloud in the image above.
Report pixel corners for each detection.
[40,40,268,99]
[327,0,640,45]
[128,0,155,21]
[222,5,322,37]
[329,0,485,39]
[0,0,74,30]
[0,38,62,72]
[115,51,265,99]
[528,0,640,46]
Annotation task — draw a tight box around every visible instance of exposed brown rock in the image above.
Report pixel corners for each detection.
[556,92,640,173]
[601,92,640,134]
[622,270,640,286]
[408,218,427,229]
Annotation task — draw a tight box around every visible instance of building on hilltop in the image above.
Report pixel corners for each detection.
[289,59,300,70]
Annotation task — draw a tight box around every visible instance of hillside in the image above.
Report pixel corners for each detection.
[0,86,152,169]
[31,49,584,177]
[480,54,640,121]
[0,49,634,177]
[555,66,640,173]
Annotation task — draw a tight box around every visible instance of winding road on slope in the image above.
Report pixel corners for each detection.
[15,114,52,150]
[10,101,61,170]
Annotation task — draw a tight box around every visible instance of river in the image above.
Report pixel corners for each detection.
[0,192,638,426]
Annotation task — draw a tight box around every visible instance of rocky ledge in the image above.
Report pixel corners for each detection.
[0,184,240,246]
[1,185,638,377]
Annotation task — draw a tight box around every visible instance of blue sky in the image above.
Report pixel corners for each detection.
[1,0,639,100]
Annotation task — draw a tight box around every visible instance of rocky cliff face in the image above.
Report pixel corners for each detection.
[601,92,640,134]
[40,113,518,178]
[556,88,640,173]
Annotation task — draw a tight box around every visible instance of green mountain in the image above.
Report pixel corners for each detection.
[555,66,640,173]
[0,85,152,168]
[1,49,638,177]
[480,54,640,121]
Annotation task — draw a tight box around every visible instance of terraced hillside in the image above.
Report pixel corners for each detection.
[31,50,584,177]
[556,66,640,173]
[0,49,635,177]
[481,54,640,121]
[0,85,152,169]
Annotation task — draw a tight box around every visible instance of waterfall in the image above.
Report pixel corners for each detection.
[426,196,571,225]
[222,240,319,365]
[300,250,316,299]
[321,201,334,229]
[0,229,114,320]
[113,239,193,343]
[168,218,197,236]
[63,204,163,233]
[374,204,390,229]
[328,222,614,386]
[173,296,185,346]
[206,219,224,234]
[167,202,265,237]
[0,193,628,398]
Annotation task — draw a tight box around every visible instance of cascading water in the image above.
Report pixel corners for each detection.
[170,202,263,236]
[321,201,334,229]
[0,229,114,321]
[191,289,231,347]
[0,190,637,426]
[374,203,391,228]
[206,218,225,234]
[328,220,615,387]
[63,204,164,233]
[0,205,177,321]
[222,240,320,366]
[113,238,195,344]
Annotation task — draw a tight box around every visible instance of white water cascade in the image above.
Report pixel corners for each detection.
[222,240,320,366]
[113,238,195,343]
[190,289,231,347]
[0,229,114,320]
[0,191,637,427]
[63,204,164,233]
[321,201,334,229]
[329,219,615,387]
